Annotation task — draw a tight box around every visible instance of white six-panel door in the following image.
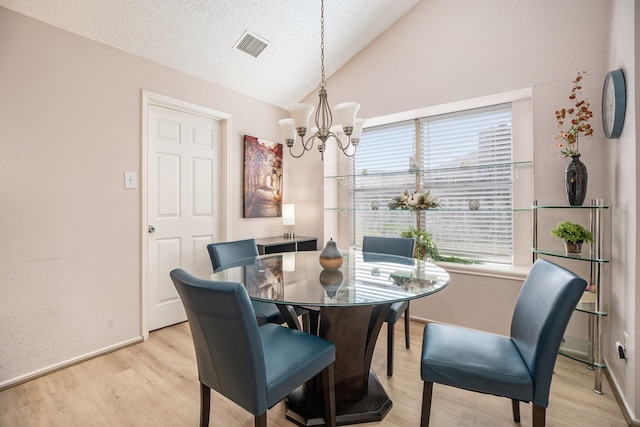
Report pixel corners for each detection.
[146,104,222,331]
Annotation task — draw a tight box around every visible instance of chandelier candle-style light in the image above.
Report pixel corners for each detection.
[279,0,365,161]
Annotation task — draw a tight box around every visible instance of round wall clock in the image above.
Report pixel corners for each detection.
[602,69,626,139]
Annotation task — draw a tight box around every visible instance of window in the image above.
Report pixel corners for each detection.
[350,104,513,264]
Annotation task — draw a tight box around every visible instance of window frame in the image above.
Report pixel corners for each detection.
[343,90,533,267]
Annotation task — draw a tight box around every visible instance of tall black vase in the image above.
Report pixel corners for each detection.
[564,155,588,206]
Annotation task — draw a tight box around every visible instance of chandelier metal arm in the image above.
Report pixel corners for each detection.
[315,89,333,133]
[329,132,357,157]
[287,131,356,161]
[287,145,311,159]
[286,134,316,159]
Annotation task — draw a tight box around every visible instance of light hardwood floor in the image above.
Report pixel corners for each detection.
[0,320,628,427]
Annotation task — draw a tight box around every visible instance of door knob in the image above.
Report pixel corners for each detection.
[148,225,156,233]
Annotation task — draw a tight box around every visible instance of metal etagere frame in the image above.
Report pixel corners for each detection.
[532,198,608,394]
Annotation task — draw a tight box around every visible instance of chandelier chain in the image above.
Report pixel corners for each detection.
[320,0,325,88]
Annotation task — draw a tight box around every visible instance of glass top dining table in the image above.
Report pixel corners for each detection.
[211,249,450,427]
[210,249,450,307]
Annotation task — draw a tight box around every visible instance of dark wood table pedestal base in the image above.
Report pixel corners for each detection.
[278,303,393,426]
[285,370,392,426]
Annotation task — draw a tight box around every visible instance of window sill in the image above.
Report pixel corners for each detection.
[432,261,530,281]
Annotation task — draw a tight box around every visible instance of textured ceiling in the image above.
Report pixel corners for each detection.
[1,0,421,108]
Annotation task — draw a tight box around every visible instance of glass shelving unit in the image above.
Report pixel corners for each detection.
[532,199,608,394]
[325,207,532,213]
[325,161,533,214]
[324,160,533,181]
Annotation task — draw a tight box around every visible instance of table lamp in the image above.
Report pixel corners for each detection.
[282,204,295,238]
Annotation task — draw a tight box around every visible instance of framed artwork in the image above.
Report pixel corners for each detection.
[243,135,283,218]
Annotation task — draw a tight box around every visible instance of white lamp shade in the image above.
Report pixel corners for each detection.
[282,204,295,225]
[288,103,314,130]
[352,118,366,139]
[282,252,296,272]
[334,102,360,129]
[279,118,296,141]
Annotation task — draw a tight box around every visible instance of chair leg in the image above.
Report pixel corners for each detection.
[511,399,520,422]
[301,311,311,333]
[404,303,411,349]
[532,404,546,427]
[200,383,211,427]
[309,309,320,336]
[321,363,336,427]
[387,322,395,376]
[420,381,433,427]
[254,413,267,427]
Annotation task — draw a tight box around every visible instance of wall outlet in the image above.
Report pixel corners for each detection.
[615,331,630,360]
[616,341,627,359]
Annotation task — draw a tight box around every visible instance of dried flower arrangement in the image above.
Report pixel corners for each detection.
[552,71,594,157]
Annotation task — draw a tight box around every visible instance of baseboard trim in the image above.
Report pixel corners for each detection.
[605,368,638,427]
[409,315,434,325]
[0,336,143,391]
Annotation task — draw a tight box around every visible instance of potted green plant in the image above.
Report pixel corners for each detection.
[400,227,439,260]
[550,221,593,254]
[400,227,479,264]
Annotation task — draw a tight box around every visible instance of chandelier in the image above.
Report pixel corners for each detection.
[279,0,365,161]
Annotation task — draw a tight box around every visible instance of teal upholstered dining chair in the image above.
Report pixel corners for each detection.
[362,235,416,377]
[207,239,284,326]
[419,259,586,427]
[170,268,336,427]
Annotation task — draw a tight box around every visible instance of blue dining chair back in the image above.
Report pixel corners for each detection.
[362,235,416,376]
[170,268,336,427]
[207,238,260,273]
[419,259,586,427]
[362,236,416,259]
[207,239,283,326]
[510,259,585,406]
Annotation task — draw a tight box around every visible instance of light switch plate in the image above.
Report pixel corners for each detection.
[124,171,137,189]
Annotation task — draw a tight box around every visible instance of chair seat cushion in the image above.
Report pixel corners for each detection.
[386,301,408,324]
[260,323,335,408]
[421,323,534,403]
[252,302,309,326]
[252,301,284,325]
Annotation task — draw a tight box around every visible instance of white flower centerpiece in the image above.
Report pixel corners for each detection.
[388,190,440,211]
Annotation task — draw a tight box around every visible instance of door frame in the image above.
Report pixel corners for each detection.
[141,90,231,339]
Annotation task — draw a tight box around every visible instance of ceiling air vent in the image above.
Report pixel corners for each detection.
[234,31,269,58]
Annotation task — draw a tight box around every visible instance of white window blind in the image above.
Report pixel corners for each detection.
[350,104,513,264]
[350,121,416,245]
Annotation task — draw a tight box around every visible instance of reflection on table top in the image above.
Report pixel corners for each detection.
[210,250,450,307]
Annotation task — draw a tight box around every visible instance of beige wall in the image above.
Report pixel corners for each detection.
[0,7,290,387]
[605,0,638,419]
[2,0,638,421]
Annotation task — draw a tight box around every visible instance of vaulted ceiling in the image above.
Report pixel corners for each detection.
[1,0,421,108]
